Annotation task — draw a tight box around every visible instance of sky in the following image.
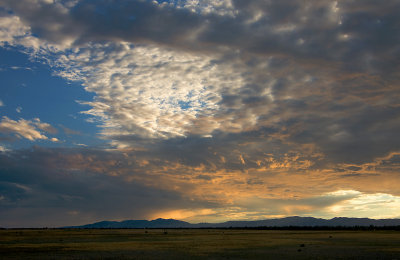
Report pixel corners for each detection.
[0,0,399,228]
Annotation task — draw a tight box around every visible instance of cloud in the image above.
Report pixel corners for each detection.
[323,190,400,219]
[0,116,57,141]
[1,146,399,227]
[0,14,29,45]
[1,0,397,166]
[3,0,399,71]
[0,145,8,152]
[70,43,245,141]
[60,125,81,135]
[0,2,398,159]
[0,147,213,227]
[0,11,43,50]
[1,0,400,225]
[33,118,58,134]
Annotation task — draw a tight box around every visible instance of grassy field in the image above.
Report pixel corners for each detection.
[1,229,400,259]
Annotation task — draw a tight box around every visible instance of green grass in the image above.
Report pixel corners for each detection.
[1,229,400,259]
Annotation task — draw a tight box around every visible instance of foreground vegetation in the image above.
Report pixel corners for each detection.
[1,229,400,259]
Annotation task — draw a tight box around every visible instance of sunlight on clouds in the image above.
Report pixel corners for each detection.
[0,3,83,51]
[55,43,248,141]
[0,116,56,141]
[179,0,236,16]
[325,190,361,197]
[0,15,30,45]
[0,145,9,152]
[1,144,400,226]
[151,189,400,222]
[33,118,57,134]
[0,13,67,51]
[326,190,400,219]
[150,208,217,221]
[283,205,314,215]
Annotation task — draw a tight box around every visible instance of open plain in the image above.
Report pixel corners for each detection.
[1,229,400,259]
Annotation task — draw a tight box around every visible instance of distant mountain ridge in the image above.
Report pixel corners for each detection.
[74,219,192,229]
[67,217,400,229]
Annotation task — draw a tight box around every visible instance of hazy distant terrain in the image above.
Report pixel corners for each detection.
[1,229,400,259]
[68,217,400,229]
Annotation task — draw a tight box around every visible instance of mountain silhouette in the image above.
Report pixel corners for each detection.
[72,218,192,228]
[67,217,400,228]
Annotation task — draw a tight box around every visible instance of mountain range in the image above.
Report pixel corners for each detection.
[67,217,400,229]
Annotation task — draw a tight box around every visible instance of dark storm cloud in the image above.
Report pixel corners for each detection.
[1,0,202,47]
[109,127,320,175]
[3,0,398,68]
[0,147,215,227]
